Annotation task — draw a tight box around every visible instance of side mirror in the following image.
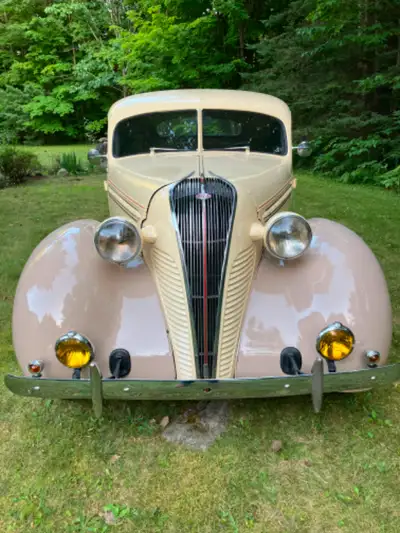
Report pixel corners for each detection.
[88,148,107,168]
[293,141,312,158]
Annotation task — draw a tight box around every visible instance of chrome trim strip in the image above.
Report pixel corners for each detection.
[207,171,237,378]
[261,187,293,223]
[169,172,199,377]
[258,180,292,212]
[108,189,141,222]
[6,364,400,418]
[107,179,145,210]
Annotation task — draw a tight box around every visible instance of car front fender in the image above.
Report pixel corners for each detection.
[236,218,392,377]
[12,220,174,379]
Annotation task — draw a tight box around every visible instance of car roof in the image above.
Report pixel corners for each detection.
[109,89,291,129]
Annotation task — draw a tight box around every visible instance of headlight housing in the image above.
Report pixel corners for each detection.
[55,331,94,369]
[264,212,312,260]
[94,217,142,265]
[316,322,355,361]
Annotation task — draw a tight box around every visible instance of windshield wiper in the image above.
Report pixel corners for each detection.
[149,147,183,154]
[222,146,250,153]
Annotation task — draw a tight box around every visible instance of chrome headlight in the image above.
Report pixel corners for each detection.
[94,217,142,264]
[264,212,312,260]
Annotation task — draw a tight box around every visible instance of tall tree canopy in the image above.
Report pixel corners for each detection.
[0,0,399,185]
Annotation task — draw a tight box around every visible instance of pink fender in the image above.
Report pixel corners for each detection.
[12,220,174,379]
[237,218,392,377]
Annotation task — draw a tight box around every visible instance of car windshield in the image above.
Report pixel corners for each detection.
[202,109,287,155]
[113,108,287,157]
[113,110,198,157]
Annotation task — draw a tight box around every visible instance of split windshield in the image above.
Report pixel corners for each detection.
[113,109,286,157]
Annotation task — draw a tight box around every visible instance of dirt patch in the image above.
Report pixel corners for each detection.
[162,401,229,451]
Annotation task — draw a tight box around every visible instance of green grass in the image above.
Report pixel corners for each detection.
[0,173,399,533]
[17,144,93,167]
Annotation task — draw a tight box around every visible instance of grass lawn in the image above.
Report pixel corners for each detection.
[0,173,399,533]
[17,144,93,167]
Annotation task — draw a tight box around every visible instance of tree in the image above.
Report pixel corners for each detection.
[244,0,400,184]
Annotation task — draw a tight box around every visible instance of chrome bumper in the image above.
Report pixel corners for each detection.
[5,362,400,418]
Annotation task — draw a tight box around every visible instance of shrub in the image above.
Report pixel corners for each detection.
[57,152,86,175]
[379,166,400,193]
[0,146,39,188]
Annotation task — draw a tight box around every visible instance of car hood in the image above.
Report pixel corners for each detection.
[113,152,287,181]
[109,152,291,215]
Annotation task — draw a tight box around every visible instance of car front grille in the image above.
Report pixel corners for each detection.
[171,177,236,378]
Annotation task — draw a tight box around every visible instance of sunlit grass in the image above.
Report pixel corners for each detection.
[0,173,399,532]
[17,144,93,167]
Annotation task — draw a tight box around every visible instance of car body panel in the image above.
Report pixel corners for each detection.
[12,220,175,379]
[108,89,291,135]
[237,218,392,377]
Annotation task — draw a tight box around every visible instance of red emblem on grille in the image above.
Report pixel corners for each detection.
[196,192,212,200]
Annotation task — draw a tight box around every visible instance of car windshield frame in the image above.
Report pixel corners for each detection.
[112,108,288,158]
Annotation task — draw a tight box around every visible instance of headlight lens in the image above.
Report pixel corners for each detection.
[55,331,94,369]
[94,217,142,264]
[264,212,312,260]
[316,322,354,361]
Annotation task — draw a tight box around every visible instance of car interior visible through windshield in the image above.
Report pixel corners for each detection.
[112,109,287,157]
[113,110,198,157]
[202,109,287,155]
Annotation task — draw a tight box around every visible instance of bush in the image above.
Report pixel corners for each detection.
[379,166,400,192]
[0,146,39,188]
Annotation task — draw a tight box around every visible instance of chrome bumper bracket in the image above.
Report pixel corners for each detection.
[311,356,324,413]
[90,362,103,418]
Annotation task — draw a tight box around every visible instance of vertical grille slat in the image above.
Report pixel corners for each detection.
[171,177,236,378]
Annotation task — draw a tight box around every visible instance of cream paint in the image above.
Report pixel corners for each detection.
[13,220,174,379]
[236,218,392,377]
[107,89,293,223]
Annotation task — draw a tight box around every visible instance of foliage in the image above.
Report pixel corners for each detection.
[243,0,400,186]
[0,146,39,187]
[56,151,86,175]
[0,0,399,186]
[380,166,400,192]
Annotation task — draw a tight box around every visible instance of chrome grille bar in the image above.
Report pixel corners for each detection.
[171,177,236,378]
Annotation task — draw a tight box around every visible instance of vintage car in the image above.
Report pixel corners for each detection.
[5,89,399,417]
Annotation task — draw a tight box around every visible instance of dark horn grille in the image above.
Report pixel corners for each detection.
[171,177,236,378]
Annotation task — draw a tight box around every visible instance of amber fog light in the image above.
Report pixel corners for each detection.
[316,322,354,361]
[28,360,44,377]
[55,331,94,369]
